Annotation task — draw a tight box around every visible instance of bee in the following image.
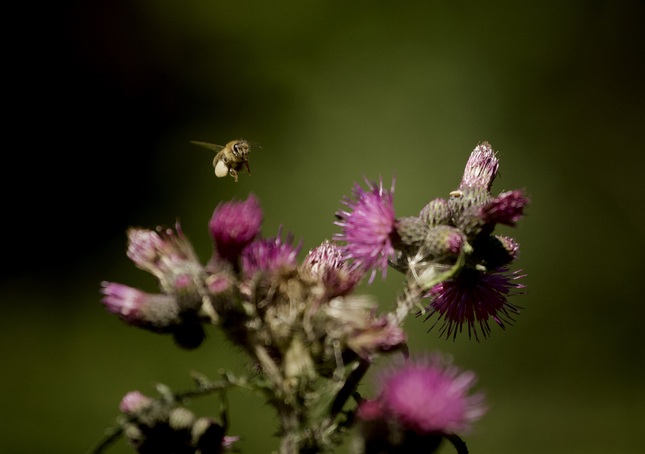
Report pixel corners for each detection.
[190,139,252,182]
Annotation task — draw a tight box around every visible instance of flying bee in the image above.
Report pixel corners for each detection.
[190,139,252,182]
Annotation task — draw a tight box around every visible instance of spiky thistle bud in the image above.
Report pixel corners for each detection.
[422,225,467,259]
[100,282,181,331]
[394,216,429,253]
[459,141,499,191]
[119,391,153,415]
[419,197,452,227]
[480,189,529,227]
[472,235,521,270]
[168,407,196,431]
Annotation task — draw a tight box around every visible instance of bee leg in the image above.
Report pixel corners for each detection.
[229,169,239,182]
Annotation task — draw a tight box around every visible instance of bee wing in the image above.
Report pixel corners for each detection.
[190,140,224,152]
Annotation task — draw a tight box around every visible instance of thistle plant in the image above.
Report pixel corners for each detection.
[92,142,528,454]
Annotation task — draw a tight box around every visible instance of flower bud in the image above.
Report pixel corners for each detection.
[168,407,196,431]
[100,282,180,331]
[480,189,529,226]
[240,228,300,278]
[474,235,520,270]
[209,193,263,263]
[419,198,452,227]
[448,187,491,238]
[302,240,363,297]
[394,216,428,252]
[119,391,153,415]
[459,141,499,191]
[422,225,466,258]
[496,235,520,260]
[172,272,205,312]
[122,423,144,447]
[191,417,226,452]
[126,224,203,296]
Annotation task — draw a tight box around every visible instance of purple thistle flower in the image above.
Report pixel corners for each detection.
[119,391,152,415]
[100,282,149,321]
[334,177,397,284]
[459,142,499,191]
[375,353,487,435]
[240,228,301,278]
[125,223,202,296]
[100,282,180,328]
[302,240,363,297]
[127,224,199,273]
[496,235,521,261]
[480,189,529,226]
[423,267,525,340]
[209,193,263,262]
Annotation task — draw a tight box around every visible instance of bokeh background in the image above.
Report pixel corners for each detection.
[3,1,644,453]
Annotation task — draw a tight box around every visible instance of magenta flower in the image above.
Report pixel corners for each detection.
[480,189,529,226]
[423,267,525,340]
[119,391,152,415]
[125,223,202,295]
[374,354,487,435]
[100,282,179,329]
[335,178,397,283]
[240,228,301,277]
[459,142,499,191]
[302,240,363,297]
[209,193,263,262]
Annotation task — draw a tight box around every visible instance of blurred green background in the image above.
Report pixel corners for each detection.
[3,1,644,453]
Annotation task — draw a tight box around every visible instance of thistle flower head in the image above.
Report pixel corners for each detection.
[495,235,520,260]
[209,193,263,262]
[126,223,202,294]
[460,142,499,191]
[301,240,363,297]
[366,353,487,436]
[334,177,397,283]
[119,391,152,415]
[480,189,529,227]
[240,227,301,278]
[380,354,487,434]
[100,282,180,329]
[423,267,525,340]
[419,197,452,227]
